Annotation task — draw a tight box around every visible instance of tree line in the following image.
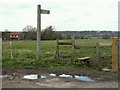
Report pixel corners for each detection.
[2,25,63,40]
[22,25,63,40]
[2,25,117,40]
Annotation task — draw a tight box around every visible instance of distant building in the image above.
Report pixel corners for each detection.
[10,32,21,40]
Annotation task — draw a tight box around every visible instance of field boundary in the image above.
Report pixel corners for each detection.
[55,36,118,72]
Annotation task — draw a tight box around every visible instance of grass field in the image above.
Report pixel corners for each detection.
[2,39,112,70]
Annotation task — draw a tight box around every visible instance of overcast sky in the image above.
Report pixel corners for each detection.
[0,0,119,31]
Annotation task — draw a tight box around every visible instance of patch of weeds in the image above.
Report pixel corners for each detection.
[72,60,87,67]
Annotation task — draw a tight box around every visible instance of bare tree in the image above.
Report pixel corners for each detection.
[23,25,35,32]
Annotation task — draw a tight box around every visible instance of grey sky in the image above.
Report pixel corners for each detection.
[0,0,119,31]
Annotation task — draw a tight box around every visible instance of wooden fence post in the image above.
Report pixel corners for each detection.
[0,34,1,80]
[96,42,99,60]
[10,40,13,58]
[72,35,75,60]
[118,39,120,69]
[112,37,118,72]
[55,39,59,59]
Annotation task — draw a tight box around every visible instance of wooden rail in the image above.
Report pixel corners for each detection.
[58,42,72,45]
[77,57,91,61]
[75,45,96,49]
[99,43,112,46]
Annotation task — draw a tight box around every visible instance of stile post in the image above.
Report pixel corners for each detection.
[112,37,118,72]
[36,5,41,60]
[96,42,99,60]
[72,35,75,60]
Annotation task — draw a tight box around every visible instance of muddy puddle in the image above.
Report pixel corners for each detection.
[74,75,95,82]
[0,75,12,79]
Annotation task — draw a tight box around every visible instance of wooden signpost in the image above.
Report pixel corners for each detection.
[36,5,50,60]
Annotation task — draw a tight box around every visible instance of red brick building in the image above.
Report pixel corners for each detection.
[10,32,21,40]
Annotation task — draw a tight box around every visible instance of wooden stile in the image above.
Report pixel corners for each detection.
[55,36,75,60]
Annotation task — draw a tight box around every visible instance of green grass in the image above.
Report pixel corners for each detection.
[2,39,112,70]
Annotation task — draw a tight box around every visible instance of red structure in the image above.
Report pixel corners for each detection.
[10,32,21,40]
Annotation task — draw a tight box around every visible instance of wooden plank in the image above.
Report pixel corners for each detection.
[112,37,118,72]
[75,45,96,49]
[58,42,72,45]
[99,43,112,46]
[77,57,90,61]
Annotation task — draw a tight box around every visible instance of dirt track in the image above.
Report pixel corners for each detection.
[1,68,119,88]
[2,77,118,88]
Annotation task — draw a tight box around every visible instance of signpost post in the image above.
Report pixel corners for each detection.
[36,5,50,60]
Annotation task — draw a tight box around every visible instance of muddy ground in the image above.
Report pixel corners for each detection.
[1,68,119,88]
